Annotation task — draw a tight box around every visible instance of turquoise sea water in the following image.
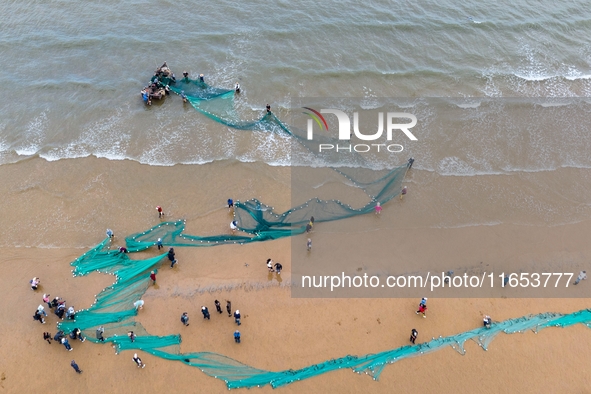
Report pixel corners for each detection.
[2,0,591,168]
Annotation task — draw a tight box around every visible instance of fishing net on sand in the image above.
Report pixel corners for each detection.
[58,245,591,390]
[57,76,591,388]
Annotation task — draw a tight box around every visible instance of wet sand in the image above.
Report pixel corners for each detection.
[1,157,591,393]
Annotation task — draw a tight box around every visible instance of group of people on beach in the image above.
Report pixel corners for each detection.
[179,300,242,343]
[374,158,414,216]
[29,284,89,373]
[34,292,77,325]
[409,297,497,344]
[143,62,250,110]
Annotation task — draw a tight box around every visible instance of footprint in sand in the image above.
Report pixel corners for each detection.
[377,318,381,324]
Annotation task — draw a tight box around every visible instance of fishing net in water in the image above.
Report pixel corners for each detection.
[56,76,591,388]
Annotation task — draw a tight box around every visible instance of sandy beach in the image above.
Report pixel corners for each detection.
[3,0,591,391]
[1,157,591,393]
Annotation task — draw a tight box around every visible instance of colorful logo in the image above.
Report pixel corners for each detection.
[302,107,328,132]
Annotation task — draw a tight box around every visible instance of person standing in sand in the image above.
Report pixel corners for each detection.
[230,220,238,233]
[30,277,40,291]
[33,310,45,324]
[132,354,145,368]
[234,310,241,326]
[234,330,241,343]
[156,206,163,218]
[306,216,315,233]
[226,301,232,317]
[307,238,312,251]
[215,300,222,314]
[43,293,51,309]
[375,202,382,215]
[400,186,407,200]
[410,328,418,344]
[201,306,211,320]
[156,238,163,250]
[61,337,72,351]
[43,332,52,344]
[128,331,136,342]
[70,360,82,374]
[96,326,105,342]
[416,303,427,318]
[574,270,587,285]
[227,198,234,211]
[274,262,283,275]
[67,306,76,320]
[37,304,47,317]
[150,271,156,285]
[70,328,85,342]
[267,258,274,272]
[181,312,189,326]
[168,247,178,268]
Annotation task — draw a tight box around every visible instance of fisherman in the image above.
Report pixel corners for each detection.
[70,328,85,342]
[574,270,587,285]
[66,306,76,320]
[410,328,418,344]
[235,83,240,93]
[168,247,178,268]
[274,262,283,275]
[181,312,189,326]
[132,354,145,368]
[96,326,105,342]
[30,277,40,291]
[201,306,211,320]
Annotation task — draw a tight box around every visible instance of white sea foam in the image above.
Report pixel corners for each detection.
[455,102,481,109]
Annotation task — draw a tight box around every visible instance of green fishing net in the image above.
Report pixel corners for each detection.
[56,76,591,389]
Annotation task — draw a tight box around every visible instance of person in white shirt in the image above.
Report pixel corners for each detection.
[37,304,47,317]
[574,271,587,285]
